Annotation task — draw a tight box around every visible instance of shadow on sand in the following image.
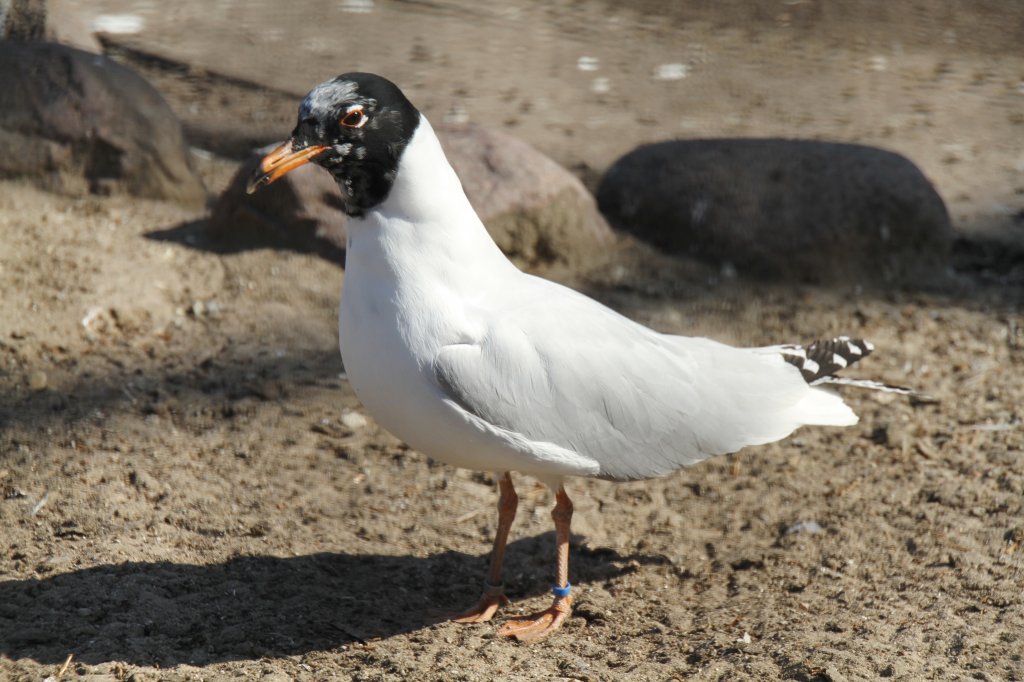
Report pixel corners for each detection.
[146,218,346,264]
[0,539,665,666]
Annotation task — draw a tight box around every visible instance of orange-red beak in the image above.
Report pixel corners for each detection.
[246,140,329,194]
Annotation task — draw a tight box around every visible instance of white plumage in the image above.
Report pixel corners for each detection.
[339,115,856,487]
[251,73,895,640]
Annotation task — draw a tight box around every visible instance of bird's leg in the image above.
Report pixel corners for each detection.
[498,485,574,642]
[451,472,517,623]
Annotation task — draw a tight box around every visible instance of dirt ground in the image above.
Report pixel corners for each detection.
[2,2,1024,681]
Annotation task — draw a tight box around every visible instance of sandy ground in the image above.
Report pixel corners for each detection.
[3,2,1024,680]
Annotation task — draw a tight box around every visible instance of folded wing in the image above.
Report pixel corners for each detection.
[433,284,856,481]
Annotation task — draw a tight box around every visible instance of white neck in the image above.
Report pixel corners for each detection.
[345,115,514,285]
[373,115,474,224]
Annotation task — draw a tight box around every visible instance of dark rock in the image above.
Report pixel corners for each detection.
[596,139,953,285]
[0,41,205,205]
[208,124,615,270]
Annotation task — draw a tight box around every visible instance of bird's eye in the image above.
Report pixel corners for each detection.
[340,108,368,128]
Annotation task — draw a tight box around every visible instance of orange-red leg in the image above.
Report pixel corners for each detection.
[451,472,518,623]
[498,485,574,642]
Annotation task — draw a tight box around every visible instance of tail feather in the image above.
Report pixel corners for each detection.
[780,336,874,383]
[811,375,915,395]
[790,386,859,427]
[779,336,917,396]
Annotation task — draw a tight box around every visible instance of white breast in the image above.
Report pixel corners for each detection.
[337,116,599,479]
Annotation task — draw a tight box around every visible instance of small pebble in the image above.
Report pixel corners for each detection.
[339,0,374,13]
[591,77,611,94]
[786,520,823,534]
[81,306,105,329]
[443,106,469,124]
[28,370,48,391]
[91,14,144,34]
[341,411,369,430]
[654,63,689,80]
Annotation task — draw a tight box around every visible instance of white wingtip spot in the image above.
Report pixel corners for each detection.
[803,358,820,374]
[832,353,848,368]
[864,340,875,352]
[846,341,863,356]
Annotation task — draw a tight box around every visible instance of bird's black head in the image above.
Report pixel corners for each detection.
[247,72,420,216]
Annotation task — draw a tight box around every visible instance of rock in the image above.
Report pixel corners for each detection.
[28,370,47,391]
[438,124,614,269]
[824,665,848,682]
[207,124,614,270]
[0,41,205,205]
[596,139,953,285]
[206,149,347,261]
[340,410,369,430]
[786,520,824,535]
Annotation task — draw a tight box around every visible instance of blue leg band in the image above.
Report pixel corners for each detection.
[551,582,572,598]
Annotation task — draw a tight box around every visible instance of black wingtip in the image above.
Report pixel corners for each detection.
[781,336,925,400]
[781,336,875,384]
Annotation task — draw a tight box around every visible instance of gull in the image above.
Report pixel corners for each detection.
[247,72,908,642]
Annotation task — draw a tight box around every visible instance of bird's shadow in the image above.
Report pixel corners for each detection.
[0,536,665,666]
[145,218,345,264]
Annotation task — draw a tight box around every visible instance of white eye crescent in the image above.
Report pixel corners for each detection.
[340,106,368,128]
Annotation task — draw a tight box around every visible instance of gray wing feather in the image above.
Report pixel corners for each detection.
[431,284,843,481]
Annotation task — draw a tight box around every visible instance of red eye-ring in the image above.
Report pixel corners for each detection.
[340,108,367,128]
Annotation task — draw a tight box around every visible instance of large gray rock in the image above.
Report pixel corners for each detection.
[0,41,205,205]
[596,139,953,285]
[208,124,615,270]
